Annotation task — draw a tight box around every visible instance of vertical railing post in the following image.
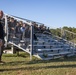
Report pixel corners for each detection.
[4,15,8,47]
[30,24,34,60]
[61,28,65,39]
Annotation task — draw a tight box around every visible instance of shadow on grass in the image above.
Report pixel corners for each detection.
[3,53,28,58]
[3,61,27,66]
[0,56,76,72]
[27,56,76,64]
[0,64,76,72]
[1,55,76,66]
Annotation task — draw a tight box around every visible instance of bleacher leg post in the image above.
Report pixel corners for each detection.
[30,25,34,60]
[11,45,16,54]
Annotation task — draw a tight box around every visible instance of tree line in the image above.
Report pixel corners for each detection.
[50,26,76,41]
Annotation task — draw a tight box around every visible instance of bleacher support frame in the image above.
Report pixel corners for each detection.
[3,13,76,60]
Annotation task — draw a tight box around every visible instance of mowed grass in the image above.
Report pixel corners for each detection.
[0,52,76,75]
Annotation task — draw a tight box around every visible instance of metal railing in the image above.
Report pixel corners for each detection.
[4,14,34,60]
[4,14,45,60]
[61,28,76,47]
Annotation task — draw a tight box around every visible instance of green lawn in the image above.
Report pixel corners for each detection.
[0,52,76,75]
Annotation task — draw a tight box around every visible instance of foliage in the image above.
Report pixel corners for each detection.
[50,26,76,42]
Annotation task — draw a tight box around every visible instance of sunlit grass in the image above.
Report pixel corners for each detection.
[0,51,76,75]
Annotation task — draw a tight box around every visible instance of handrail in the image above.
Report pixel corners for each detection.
[4,14,34,60]
[5,14,32,26]
[10,15,44,25]
[64,29,76,35]
[62,29,76,47]
[5,14,44,25]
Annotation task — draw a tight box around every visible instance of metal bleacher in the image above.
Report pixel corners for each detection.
[3,14,76,60]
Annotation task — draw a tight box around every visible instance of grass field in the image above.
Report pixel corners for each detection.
[0,52,76,75]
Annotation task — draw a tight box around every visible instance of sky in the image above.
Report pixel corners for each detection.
[0,0,76,28]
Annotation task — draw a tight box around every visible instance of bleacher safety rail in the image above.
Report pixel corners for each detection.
[4,14,43,60]
[61,28,76,47]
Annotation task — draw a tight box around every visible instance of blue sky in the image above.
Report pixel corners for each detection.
[0,0,76,28]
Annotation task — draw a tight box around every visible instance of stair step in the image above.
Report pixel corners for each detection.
[54,56,63,59]
[42,57,54,60]
[37,48,63,51]
[36,51,71,57]
[34,54,53,60]
[34,54,64,60]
